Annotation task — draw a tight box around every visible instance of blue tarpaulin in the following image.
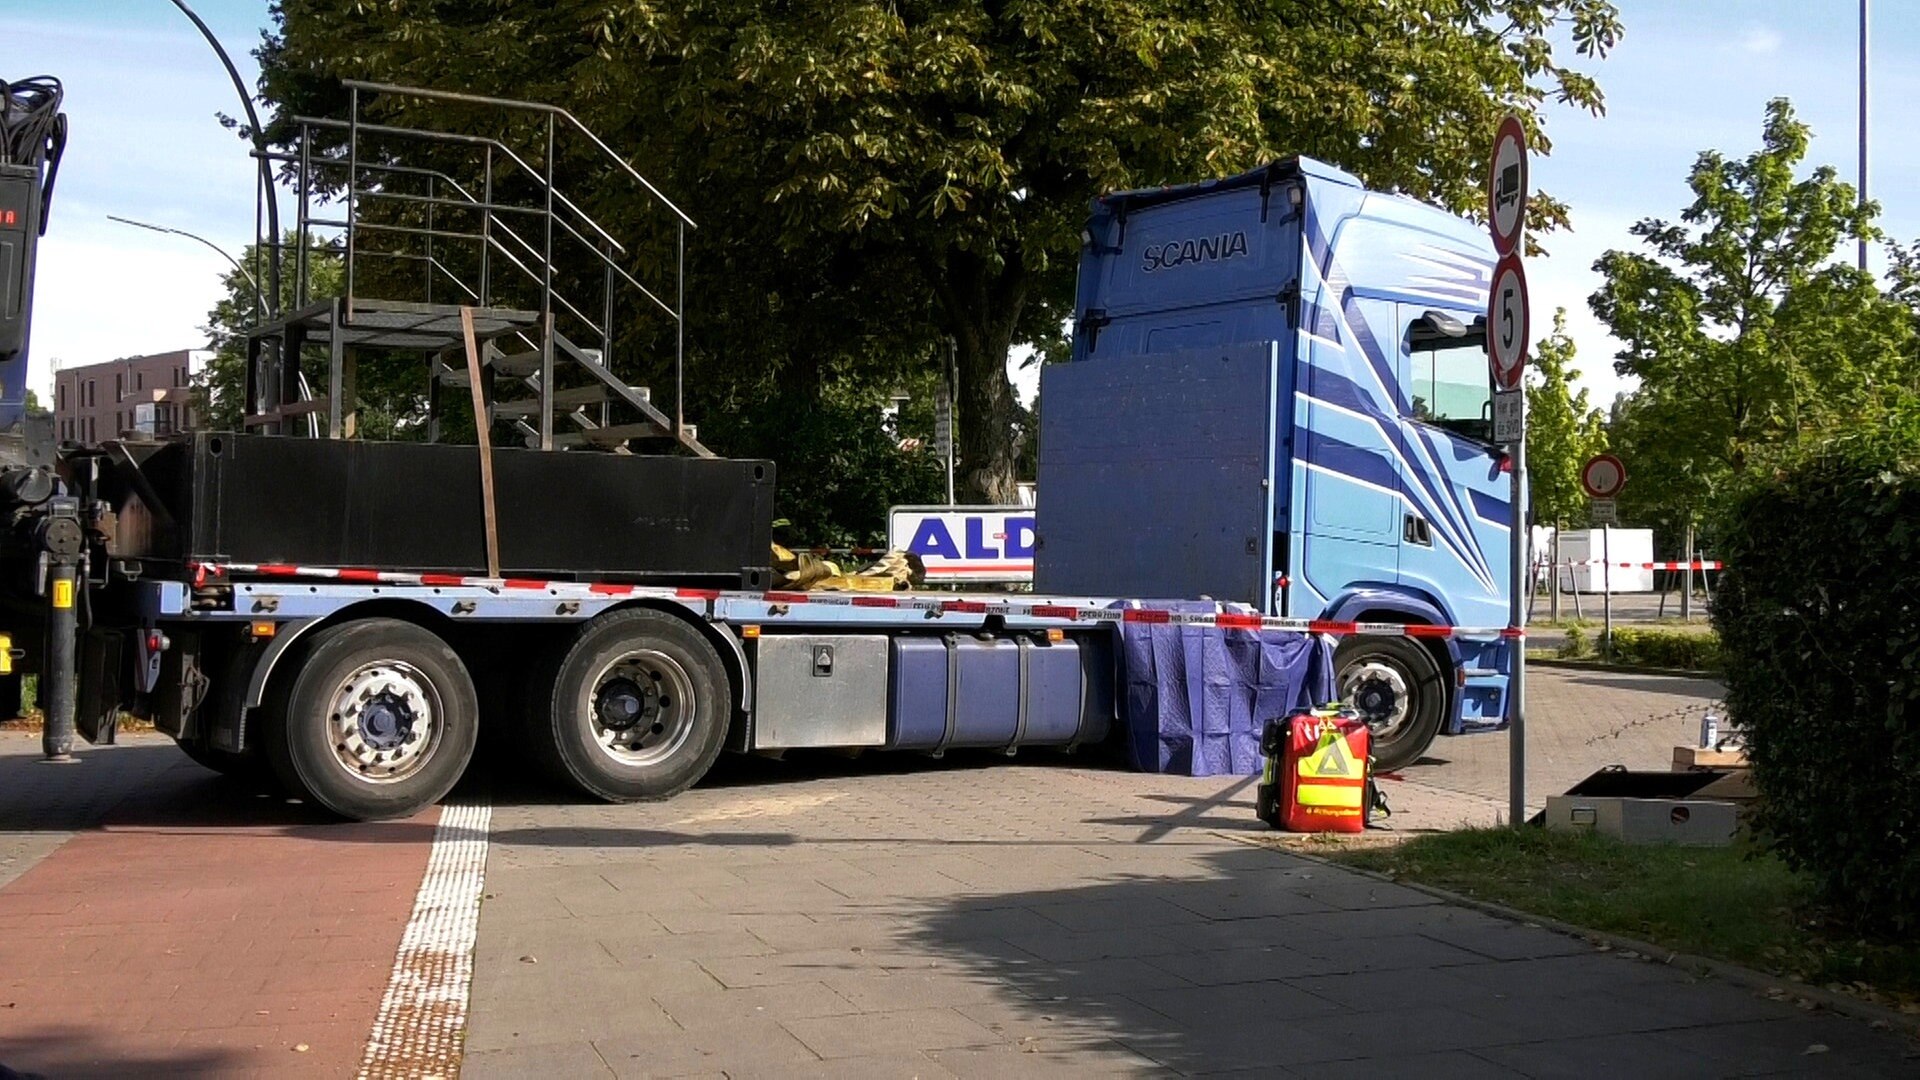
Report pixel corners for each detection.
[1115,601,1335,776]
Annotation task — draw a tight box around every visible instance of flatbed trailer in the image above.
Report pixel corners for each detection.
[108,560,1508,819]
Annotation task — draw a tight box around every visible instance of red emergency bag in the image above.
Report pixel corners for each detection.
[1256,707,1373,833]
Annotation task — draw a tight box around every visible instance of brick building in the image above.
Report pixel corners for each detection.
[53,349,200,444]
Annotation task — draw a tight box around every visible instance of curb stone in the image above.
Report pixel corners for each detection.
[1525,656,1721,680]
[1215,829,1920,1041]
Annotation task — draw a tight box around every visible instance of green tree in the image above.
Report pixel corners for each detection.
[261,0,1623,501]
[199,239,431,439]
[1525,309,1608,526]
[198,238,337,431]
[1589,98,1918,532]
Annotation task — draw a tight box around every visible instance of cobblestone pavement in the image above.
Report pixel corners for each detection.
[6,669,1913,1079]
[464,668,1911,1079]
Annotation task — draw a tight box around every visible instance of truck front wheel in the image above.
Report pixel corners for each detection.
[530,608,728,802]
[1333,636,1446,772]
[263,618,478,821]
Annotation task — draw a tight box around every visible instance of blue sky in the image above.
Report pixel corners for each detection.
[15,0,1918,406]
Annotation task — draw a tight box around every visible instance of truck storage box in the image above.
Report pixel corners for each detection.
[888,634,1111,751]
[123,433,775,586]
[752,635,889,749]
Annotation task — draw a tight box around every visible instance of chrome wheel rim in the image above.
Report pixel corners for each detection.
[583,649,696,768]
[326,660,441,784]
[1340,659,1413,740]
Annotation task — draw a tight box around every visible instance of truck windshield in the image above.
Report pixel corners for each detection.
[1410,336,1493,444]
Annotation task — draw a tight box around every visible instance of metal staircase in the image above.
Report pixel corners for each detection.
[245,81,710,456]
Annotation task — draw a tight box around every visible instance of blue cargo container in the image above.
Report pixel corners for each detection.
[1036,158,1516,768]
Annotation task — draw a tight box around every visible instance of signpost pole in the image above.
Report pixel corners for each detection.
[1550,523,1561,623]
[1682,523,1695,622]
[1602,525,1614,660]
[942,337,958,505]
[1487,113,1531,831]
[1507,398,1528,829]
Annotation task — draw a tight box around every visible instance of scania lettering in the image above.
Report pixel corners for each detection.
[1140,230,1251,273]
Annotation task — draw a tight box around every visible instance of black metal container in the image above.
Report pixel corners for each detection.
[127,434,774,588]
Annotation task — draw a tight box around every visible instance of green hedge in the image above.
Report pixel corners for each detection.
[1714,434,1920,934]
[1607,627,1721,671]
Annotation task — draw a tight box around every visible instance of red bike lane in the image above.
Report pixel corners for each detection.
[0,736,437,1078]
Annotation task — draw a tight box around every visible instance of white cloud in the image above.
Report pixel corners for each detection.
[30,228,227,398]
[1737,25,1784,56]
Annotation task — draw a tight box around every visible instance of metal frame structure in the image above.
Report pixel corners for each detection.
[246,82,708,456]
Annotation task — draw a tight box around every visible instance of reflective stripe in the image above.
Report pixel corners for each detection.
[1295,782,1365,809]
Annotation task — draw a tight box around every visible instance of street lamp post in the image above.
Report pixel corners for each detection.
[1860,0,1870,271]
[106,216,316,436]
[106,215,264,316]
[167,0,280,317]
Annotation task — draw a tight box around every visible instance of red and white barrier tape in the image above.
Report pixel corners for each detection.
[1542,560,1723,571]
[191,562,1520,641]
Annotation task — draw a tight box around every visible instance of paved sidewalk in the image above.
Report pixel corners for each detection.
[468,750,1917,1078]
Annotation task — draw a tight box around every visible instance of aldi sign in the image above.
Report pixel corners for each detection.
[888,505,1035,583]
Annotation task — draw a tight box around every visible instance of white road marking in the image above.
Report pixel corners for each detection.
[359,801,491,1080]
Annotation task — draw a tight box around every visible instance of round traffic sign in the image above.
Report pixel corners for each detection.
[1488,115,1528,256]
[1487,253,1529,391]
[1581,454,1628,499]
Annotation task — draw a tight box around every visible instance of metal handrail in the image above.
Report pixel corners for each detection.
[277,154,669,339]
[288,124,674,320]
[341,80,696,228]
[293,117,625,254]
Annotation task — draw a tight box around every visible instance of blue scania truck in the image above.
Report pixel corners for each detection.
[0,82,1512,820]
[1040,157,1516,769]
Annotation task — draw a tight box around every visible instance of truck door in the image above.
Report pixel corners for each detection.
[1392,305,1509,630]
[1300,295,1402,603]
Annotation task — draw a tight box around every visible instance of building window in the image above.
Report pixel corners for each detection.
[84,380,94,407]
[56,384,65,411]
[115,373,124,399]
[135,372,144,391]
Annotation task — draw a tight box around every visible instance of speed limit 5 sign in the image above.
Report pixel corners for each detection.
[1487,253,1529,391]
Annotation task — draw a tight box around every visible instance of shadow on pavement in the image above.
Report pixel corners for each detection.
[0,739,441,842]
[1556,673,1723,697]
[3,728,1133,834]
[900,845,1920,1075]
[0,1029,247,1080]
[471,740,1131,811]
[897,844,1446,1073]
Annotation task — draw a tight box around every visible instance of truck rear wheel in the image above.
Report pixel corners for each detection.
[1333,636,1445,773]
[530,608,728,802]
[263,618,478,821]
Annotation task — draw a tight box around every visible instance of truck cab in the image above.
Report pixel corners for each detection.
[1036,158,1515,769]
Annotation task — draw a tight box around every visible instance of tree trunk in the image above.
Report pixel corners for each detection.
[934,251,1028,504]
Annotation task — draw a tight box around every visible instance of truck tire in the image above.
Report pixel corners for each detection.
[530,608,728,802]
[262,618,478,821]
[1333,636,1446,773]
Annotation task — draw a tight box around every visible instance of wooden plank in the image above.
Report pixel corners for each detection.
[460,307,502,578]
